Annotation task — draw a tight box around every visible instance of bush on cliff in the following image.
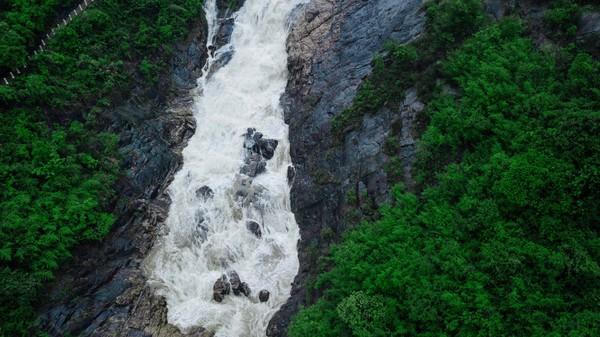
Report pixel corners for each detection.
[290,18,600,337]
[0,0,205,336]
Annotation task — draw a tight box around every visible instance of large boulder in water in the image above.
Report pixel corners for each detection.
[258,138,278,160]
[259,289,270,302]
[196,185,214,200]
[243,128,279,161]
[246,220,262,238]
[240,282,251,297]
[240,153,267,177]
[213,274,231,303]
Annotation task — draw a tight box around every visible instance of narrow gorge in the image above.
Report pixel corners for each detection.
[1,0,598,336]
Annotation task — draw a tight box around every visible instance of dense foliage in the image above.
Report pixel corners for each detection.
[0,0,205,336]
[290,6,600,337]
[0,0,78,73]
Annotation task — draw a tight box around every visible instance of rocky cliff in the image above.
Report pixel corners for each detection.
[37,11,211,337]
[268,0,425,335]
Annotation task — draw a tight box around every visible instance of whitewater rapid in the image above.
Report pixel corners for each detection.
[144,0,304,336]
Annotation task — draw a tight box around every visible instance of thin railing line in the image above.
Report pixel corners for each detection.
[1,0,97,86]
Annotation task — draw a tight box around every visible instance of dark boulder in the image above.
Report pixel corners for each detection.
[259,139,278,160]
[240,282,251,297]
[287,165,295,185]
[258,289,270,302]
[228,271,242,295]
[213,274,230,303]
[246,220,262,238]
[243,128,279,161]
[240,153,267,177]
[196,186,214,200]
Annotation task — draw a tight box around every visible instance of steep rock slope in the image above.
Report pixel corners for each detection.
[268,0,425,335]
[36,13,211,337]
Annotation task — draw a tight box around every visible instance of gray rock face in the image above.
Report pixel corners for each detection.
[578,11,600,55]
[267,0,425,336]
[240,282,251,297]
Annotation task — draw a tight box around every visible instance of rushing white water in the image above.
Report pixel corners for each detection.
[144,0,304,336]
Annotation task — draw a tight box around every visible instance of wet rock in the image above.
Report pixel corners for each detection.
[246,220,262,238]
[213,274,231,303]
[259,139,278,160]
[287,165,295,184]
[214,17,235,48]
[243,128,279,161]
[241,152,267,177]
[216,0,245,18]
[259,290,270,302]
[228,271,242,295]
[195,186,214,200]
[240,282,251,297]
[233,176,264,205]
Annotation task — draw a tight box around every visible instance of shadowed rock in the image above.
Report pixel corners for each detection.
[196,186,214,200]
[228,271,242,295]
[259,289,270,302]
[287,165,295,185]
[213,274,230,303]
[240,282,251,297]
[240,152,267,177]
[246,220,262,238]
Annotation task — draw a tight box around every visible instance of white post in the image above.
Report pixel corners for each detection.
[10,72,14,79]
[63,19,67,24]
[79,4,83,10]
[16,68,20,74]
[42,40,46,46]
[34,50,37,55]
[3,78,8,85]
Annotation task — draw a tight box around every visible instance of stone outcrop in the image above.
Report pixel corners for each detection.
[578,11,600,56]
[267,0,425,335]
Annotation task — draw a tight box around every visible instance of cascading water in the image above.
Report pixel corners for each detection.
[144,0,304,336]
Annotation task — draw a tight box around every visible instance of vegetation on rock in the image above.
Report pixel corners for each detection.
[290,1,600,336]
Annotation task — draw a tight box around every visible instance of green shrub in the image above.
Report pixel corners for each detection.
[544,0,581,40]
[332,0,487,137]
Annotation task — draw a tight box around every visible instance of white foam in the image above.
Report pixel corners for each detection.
[144,0,304,336]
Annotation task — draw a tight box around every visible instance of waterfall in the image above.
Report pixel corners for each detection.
[144,0,304,336]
